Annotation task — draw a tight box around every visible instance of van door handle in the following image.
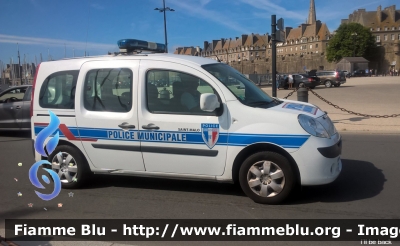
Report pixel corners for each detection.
[142,124,160,130]
[15,106,21,110]
[118,122,136,129]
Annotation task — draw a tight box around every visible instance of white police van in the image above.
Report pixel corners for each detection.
[31,39,342,204]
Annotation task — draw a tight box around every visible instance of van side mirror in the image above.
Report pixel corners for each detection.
[200,93,220,112]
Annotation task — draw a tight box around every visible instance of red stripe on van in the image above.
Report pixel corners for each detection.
[34,123,97,142]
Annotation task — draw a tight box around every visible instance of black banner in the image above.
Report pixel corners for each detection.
[4,219,399,242]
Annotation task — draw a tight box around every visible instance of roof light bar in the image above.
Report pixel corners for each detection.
[117,39,166,53]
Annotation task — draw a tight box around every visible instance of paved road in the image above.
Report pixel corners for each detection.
[0,131,400,246]
[262,76,400,132]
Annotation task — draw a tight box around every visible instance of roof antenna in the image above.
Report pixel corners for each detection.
[214,55,221,62]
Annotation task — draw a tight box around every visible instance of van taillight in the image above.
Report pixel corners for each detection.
[335,72,339,78]
[308,78,313,82]
[30,63,40,118]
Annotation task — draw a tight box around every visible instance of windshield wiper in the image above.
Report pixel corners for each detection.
[248,99,282,107]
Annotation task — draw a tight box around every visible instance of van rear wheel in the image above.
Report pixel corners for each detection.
[239,151,296,204]
[48,145,91,189]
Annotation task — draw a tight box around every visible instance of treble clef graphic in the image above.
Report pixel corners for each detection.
[29,111,62,201]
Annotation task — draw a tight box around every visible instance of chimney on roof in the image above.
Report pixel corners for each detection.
[204,41,209,50]
[307,0,316,24]
[212,40,219,49]
[377,5,382,24]
[196,46,201,53]
[316,20,322,33]
[285,27,293,38]
[385,5,396,22]
[241,34,248,45]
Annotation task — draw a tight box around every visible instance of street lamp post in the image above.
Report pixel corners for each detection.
[155,0,174,53]
[351,32,358,57]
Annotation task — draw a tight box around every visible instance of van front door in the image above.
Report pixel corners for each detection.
[137,61,229,176]
[75,60,145,172]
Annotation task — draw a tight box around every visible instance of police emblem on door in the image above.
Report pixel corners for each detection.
[201,123,219,149]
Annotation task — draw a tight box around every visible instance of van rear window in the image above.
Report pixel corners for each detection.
[39,70,79,109]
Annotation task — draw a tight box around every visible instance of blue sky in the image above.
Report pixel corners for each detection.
[0,0,395,66]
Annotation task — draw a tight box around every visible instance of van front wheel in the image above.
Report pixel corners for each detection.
[48,145,91,189]
[239,151,295,204]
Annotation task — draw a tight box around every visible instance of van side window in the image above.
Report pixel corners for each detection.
[39,70,79,109]
[146,70,220,115]
[84,68,132,113]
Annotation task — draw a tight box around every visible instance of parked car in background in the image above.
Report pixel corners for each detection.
[315,70,346,88]
[279,74,319,89]
[0,85,32,130]
[349,69,371,77]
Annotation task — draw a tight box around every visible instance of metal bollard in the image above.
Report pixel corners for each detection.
[297,87,308,103]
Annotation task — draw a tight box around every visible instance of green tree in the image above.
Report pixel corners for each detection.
[326,23,377,62]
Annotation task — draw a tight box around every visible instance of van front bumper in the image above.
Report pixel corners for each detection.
[290,134,342,186]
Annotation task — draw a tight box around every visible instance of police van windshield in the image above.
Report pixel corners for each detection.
[202,63,278,107]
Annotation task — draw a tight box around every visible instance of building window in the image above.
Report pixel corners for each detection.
[296,47,298,51]
[392,34,395,41]
[398,34,400,40]
[370,28,373,31]
[316,44,319,48]
[384,34,388,41]
[392,27,395,30]
[290,47,293,51]
[376,35,380,42]
[384,27,388,31]
[310,44,313,49]
[377,27,381,31]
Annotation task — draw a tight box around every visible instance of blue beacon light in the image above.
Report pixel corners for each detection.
[117,39,166,53]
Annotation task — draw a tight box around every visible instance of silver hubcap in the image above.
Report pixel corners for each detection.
[51,152,78,183]
[247,161,285,198]
[326,81,331,87]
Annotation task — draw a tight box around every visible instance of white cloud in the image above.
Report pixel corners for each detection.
[168,0,251,34]
[238,0,306,21]
[90,3,105,10]
[199,0,212,7]
[0,34,116,51]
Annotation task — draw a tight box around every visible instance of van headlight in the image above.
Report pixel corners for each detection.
[298,114,329,138]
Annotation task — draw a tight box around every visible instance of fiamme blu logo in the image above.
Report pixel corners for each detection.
[29,111,62,201]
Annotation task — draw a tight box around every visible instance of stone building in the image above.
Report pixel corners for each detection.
[174,0,336,73]
[341,5,400,73]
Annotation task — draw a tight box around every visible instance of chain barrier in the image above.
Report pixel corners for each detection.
[308,88,400,118]
[283,87,298,99]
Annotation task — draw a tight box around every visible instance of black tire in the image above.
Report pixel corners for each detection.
[334,84,340,87]
[47,145,91,189]
[325,80,332,88]
[239,151,296,204]
[310,86,316,89]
